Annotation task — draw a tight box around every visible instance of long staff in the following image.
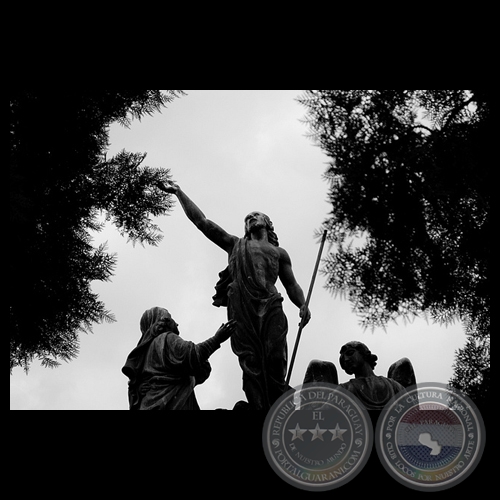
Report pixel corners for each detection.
[286,230,328,386]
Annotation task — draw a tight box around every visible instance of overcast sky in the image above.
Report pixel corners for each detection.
[10,90,467,410]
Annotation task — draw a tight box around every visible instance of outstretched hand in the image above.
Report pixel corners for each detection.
[158,180,180,195]
[215,320,237,344]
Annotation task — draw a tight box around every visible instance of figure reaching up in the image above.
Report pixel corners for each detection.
[160,181,311,411]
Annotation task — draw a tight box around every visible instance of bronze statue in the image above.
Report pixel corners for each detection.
[161,182,311,410]
[122,307,235,410]
[304,341,414,410]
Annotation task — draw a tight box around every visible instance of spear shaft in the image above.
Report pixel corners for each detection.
[286,230,328,386]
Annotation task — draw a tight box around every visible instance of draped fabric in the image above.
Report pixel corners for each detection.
[122,307,215,410]
[340,376,405,410]
[215,238,288,410]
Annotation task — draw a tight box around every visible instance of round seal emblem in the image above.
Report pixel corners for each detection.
[262,383,372,491]
[375,383,486,491]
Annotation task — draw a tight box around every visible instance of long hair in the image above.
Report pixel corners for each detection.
[244,213,279,247]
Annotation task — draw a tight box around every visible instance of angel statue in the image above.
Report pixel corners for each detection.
[304,341,416,410]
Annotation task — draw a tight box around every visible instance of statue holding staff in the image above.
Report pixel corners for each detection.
[161,181,311,410]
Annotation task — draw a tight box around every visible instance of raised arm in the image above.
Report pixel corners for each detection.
[160,181,237,253]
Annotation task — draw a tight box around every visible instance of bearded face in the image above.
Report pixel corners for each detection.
[245,212,268,233]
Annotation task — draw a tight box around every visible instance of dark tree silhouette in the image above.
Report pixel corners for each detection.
[10,90,183,372]
[449,333,490,411]
[299,90,490,403]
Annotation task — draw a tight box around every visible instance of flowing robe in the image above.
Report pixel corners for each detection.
[340,376,405,410]
[214,238,288,410]
[123,330,220,410]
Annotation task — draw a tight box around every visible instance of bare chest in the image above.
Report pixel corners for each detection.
[246,240,280,284]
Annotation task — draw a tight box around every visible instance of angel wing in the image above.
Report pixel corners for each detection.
[304,360,339,385]
[388,358,416,388]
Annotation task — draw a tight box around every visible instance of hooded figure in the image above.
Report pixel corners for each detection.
[122,307,235,410]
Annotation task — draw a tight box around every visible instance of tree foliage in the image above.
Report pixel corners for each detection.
[299,90,491,401]
[449,332,490,410]
[10,90,183,372]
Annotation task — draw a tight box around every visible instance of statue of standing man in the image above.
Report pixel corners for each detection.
[161,182,311,410]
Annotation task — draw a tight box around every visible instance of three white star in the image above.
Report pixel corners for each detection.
[288,423,347,442]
